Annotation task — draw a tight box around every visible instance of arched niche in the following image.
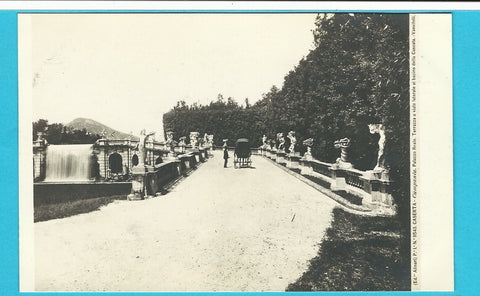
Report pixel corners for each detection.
[109,152,123,174]
[132,154,139,167]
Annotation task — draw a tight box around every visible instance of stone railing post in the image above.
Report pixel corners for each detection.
[178,136,186,154]
[287,131,296,155]
[361,171,394,207]
[329,138,352,191]
[189,132,199,150]
[129,129,155,200]
[302,138,314,161]
[33,131,48,182]
[333,138,352,169]
[207,134,214,155]
[298,138,314,176]
[165,131,177,157]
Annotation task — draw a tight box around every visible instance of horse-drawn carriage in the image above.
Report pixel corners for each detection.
[234,138,252,168]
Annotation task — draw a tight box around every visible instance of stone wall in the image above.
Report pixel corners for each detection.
[32,138,172,182]
[33,142,46,181]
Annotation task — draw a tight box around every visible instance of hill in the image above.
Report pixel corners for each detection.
[66,118,138,140]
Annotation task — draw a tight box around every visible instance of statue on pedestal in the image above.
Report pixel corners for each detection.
[287,131,296,154]
[303,138,314,160]
[202,133,208,149]
[128,129,155,201]
[36,129,48,146]
[137,129,155,165]
[271,139,277,151]
[189,132,199,149]
[178,136,187,153]
[207,134,214,152]
[165,131,177,155]
[334,137,352,168]
[368,124,386,171]
[277,133,285,152]
[37,131,45,141]
[262,135,267,149]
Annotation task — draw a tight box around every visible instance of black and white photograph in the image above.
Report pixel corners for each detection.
[18,12,453,292]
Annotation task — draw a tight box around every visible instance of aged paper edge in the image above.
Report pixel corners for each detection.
[411,13,454,291]
[18,14,35,292]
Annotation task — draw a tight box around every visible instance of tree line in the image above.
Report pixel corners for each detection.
[164,14,408,167]
[163,13,409,227]
[33,119,101,144]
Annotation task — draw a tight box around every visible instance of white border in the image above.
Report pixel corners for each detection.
[18,14,35,292]
[411,13,453,291]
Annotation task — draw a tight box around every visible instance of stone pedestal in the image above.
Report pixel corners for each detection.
[33,140,47,182]
[127,165,155,200]
[276,151,287,165]
[178,154,192,170]
[303,152,313,161]
[329,166,347,191]
[286,154,301,169]
[195,152,201,163]
[266,149,272,159]
[204,148,209,159]
[361,170,393,207]
[199,148,207,161]
[175,160,182,176]
[299,158,313,176]
[187,149,201,163]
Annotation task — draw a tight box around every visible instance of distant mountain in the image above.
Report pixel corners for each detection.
[66,118,138,140]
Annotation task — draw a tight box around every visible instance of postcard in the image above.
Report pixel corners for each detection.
[18,12,453,292]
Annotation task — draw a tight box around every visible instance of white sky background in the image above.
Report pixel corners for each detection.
[30,13,317,140]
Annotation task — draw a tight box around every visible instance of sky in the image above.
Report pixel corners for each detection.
[29,13,317,140]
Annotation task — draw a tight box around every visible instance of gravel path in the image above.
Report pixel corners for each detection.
[35,151,337,292]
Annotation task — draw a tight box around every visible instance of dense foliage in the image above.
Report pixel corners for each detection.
[163,95,263,147]
[163,13,409,228]
[33,119,102,144]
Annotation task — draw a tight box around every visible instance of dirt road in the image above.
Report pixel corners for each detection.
[35,151,337,292]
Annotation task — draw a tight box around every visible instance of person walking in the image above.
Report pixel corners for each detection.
[223,142,229,168]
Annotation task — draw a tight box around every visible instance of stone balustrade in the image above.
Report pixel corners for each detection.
[310,159,332,178]
[128,149,209,200]
[259,146,394,210]
[32,132,212,203]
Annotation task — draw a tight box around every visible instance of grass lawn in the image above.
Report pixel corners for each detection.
[35,195,127,223]
[286,207,410,291]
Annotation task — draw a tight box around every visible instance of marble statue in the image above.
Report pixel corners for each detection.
[368,124,386,171]
[287,131,296,154]
[203,133,208,148]
[189,132,200,149]
[138,129,155,165]
[277,133,285,151]
[262,135,267,149]
[178,136,187,153]
[165,131,177,153]
[207,134,214,147]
